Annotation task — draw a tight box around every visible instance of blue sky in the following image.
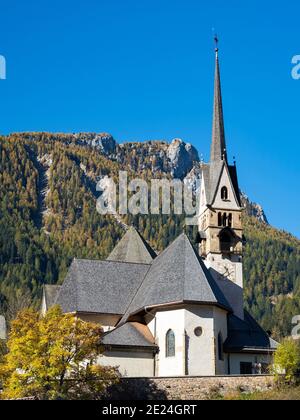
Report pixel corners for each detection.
[0,0,299,237]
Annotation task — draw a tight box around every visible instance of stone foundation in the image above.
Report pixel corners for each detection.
[106,375,275,400]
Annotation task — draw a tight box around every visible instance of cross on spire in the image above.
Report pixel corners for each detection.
[214,34,219,53]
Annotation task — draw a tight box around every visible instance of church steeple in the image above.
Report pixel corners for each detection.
[198,39,244,319]
[210,38,227,163]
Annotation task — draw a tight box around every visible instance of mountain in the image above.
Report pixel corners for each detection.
[241,193,268,224]
[0,132,299,339]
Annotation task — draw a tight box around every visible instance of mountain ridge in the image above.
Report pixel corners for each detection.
[3,131,269,219]
[0,132,299,339]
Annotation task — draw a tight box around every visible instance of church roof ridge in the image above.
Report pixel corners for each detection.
[107,226,157,264]
[74,257,152,267]
[119,232,232,324]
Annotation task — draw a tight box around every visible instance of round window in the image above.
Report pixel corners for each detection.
[194,327,203,337]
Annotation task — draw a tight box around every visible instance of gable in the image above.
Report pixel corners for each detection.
[210,163,241,209]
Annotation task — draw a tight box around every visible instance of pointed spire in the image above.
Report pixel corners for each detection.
[210,37,227,163]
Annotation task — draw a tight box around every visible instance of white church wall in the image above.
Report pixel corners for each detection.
[213,307,228,375]
[184,306,216,376]
[149,308,186,377]
[234,258,243,289]
[206,254,244,320]
[148,305,228,377]
[199,179,208,216]
[100,350,154,377]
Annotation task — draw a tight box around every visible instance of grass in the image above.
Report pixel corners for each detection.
[210,386,300,400]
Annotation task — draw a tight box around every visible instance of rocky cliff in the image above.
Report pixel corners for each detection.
[9,131,268,223]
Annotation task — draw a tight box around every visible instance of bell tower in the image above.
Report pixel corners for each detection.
[198,40,244,320]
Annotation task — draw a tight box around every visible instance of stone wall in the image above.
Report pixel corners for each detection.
[106,375,275,400]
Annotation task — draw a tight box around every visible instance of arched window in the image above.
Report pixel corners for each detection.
[221,186,228,201]
[218,332,224,361]
[166,329,175,358]
[218,212,222,227]
[228,213,233,228]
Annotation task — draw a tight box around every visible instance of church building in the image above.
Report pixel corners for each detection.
[42,47,277,377]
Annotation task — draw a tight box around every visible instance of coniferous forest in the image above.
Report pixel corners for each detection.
[0,133,299,340]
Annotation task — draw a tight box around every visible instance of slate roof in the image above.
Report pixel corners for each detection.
[107,227,157,264]
[56,259,150,315]
[224,311,278,353]
[43,285,61,310]
[120,233,232,323]
[42,230,275,355]
[208,160,225,204]
[211,51,227,163]
[228,165,242,207]
[201,164,211,200]
[103,322,157,349]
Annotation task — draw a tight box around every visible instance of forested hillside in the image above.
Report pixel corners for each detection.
[0,133,299,339]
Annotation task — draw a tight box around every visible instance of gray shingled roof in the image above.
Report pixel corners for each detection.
[107,227,157,264]
[224,311,278,353]
[228,165,242,207]
[56,259,150,315]
[211,51,227,163]
[120,233,232,323]
[208,160,224,204]
[43,285,61,310]
[201,161,225,205]
[103,322,157,349]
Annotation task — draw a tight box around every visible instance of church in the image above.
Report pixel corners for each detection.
[42,47,277,377]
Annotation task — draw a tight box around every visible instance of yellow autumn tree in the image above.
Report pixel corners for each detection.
[0,306,119,400]
[273,338,300,384]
